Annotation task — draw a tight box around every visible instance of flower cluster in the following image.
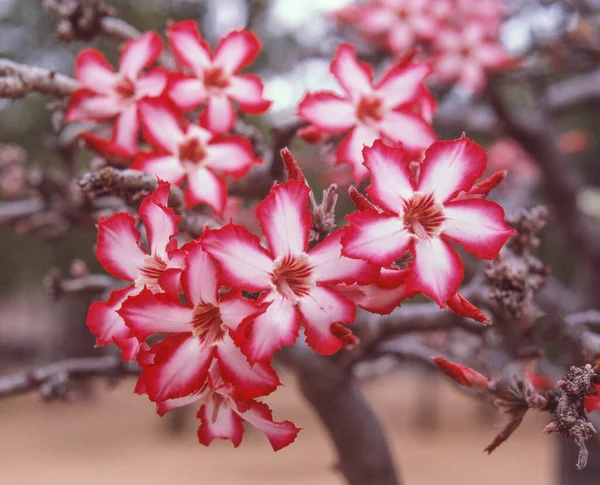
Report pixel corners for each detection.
[77,23,514,451]
[67,22,270,215]
[88,136,512,449]
[333,0,514,92]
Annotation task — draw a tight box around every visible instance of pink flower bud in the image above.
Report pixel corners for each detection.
[432,357,489,392]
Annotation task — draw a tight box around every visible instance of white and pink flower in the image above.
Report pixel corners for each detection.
[341,137,514,307]
[67,32,167,157]
[132,97,259,214]
[433,22,514,93]
[148,367,300,451]
[119,241,279,402]
[298,43,435,182]
[202,179,379,363]
[167,21,271,133]
[86,181,183,360]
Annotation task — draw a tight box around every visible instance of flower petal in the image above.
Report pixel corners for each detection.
[213,30,261,74]
[156,393,202,416]
[364,140,414,213]
[342,210,412,266]
[142,334,214,402]
[215,337,280,400]
[417,137,487,204]
[204,135,257,179]
[132,153,186,184]
[200,94,236,134]
[256,180,311,259]
[201,224,273,291]
[226,74,271,114]
[407,237,464,306]
[378,110,436,158]
[376,62,432,108]
[240,292,300,364]
[73,49,116,94]
[197,397,244,447]
[297,91,356,134]
[119,31,163,80]
[138,97,185,153]
[298,285,356,355]
[308,228,379,285]
[96,212,146,281]
[336,125,379,183]
[66,90,120,121]
[168,75,206,111]
[185,167,228,214]
[138,195,180,261]
[181,242,219,306]
[111,105,139,156]
[135,67,168,98]
[442,199,513,259]
[118,288,193,340]
[330,43,373,99]
[86,286,141,361]
[218,291,267,333]
[168,21,212,74]
[234,400,300,451]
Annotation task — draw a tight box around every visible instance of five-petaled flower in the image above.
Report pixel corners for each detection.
[341,137,514,306]
[140,365,300,451]
[119,241,279,403]
[133,97,260,214]
[433,21,514,93]
[167,20,271,134]
[67,31,167,157]
[298,43,435,182]
[86,181,183,360]
[202,179,378,363]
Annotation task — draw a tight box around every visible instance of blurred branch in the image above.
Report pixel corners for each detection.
[0,355,139,400]
[0,59,78,98]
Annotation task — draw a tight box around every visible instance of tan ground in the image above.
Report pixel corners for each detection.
[0,371,554,485]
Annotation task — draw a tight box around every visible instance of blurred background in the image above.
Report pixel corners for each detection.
[0,0,599,483]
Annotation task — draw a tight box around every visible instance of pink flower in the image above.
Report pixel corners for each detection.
[202,179,379,363]
[148,367,300,451]
[432,357,490,392]
[297,43,435,182]
[342,138,514,306]
[132,97,259,214]
[355,0,449,54]
[118,241,279,403]
[86,181,183,360]
[66,32,167,157]
[433,22,514,93]
[167,21,271,134]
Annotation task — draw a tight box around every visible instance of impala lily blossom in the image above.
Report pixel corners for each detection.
[433,22,514,93]
[202,179,379,363]
[86,181,183,360]
[342,138,514,307]
[118,241,279,403]
[432,357,490,392]
[298,43,435,182]
[167,20,271,133]
[67,31,167,157]
[146,366,300,451]
[132,97,259,214]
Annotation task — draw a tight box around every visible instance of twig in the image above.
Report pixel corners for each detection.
[0,59,78,98]
[0,355,139,399]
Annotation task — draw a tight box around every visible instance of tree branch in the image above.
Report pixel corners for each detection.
[0,355,139,399]
[0,59,78,98]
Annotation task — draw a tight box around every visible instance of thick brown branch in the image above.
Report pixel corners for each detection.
[281,346,401,485]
